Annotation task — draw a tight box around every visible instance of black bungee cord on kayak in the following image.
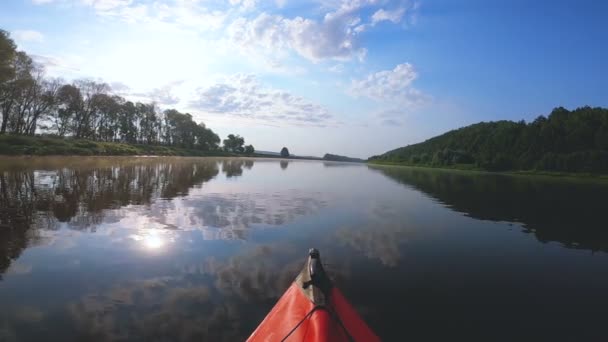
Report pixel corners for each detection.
[280,249,356,342]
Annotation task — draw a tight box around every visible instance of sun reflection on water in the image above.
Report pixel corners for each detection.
[131,230,168,251]
[143,233,164,249]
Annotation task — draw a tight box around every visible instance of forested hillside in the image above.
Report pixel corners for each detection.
[369,107,608,173]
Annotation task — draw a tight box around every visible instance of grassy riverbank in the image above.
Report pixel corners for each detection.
[368,160,608,180]
[368,160,482,170]
[0,135,231,157]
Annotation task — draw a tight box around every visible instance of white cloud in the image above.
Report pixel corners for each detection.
[31,0,415,66]
[81,0,131,11]
[328,63,345,73]
[190,74,334,126]
[149,2,227,31]
[120,80,184,106]
[31,54,83,74]
[109,81,130,94]
[31,54,61,68]
[349,62,429,126]
[371,7,406,25]
[230,0,257,11]
[349,63,425,105]
[227,0,380,62]
[72,0,227,31]
[12,30,45,43]
[146,81,183,105]
[375,108,408,126]
[32,0,55,4]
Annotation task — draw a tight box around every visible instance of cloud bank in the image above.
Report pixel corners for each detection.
[349,62,428,126]
[27,0,425,130]
[190,74,334,126]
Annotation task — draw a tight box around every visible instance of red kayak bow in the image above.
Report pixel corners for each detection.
[247,249,380,342]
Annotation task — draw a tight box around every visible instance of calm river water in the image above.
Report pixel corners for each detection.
[1,157,607,341]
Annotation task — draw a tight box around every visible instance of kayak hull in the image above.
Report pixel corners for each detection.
[247,250,380,342]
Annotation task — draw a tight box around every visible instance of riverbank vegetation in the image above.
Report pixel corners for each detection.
[0,134,235,156]
[0,29,254,156]
[323,153,364,163]
[370,107,608,173]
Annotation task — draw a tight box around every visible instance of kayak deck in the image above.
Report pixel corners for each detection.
[247,249,380,342]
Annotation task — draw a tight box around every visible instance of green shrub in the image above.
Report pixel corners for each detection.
[74,140,98,149]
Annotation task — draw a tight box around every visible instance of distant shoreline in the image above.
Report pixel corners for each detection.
[0,134,231,157]
[0,135,373,163]
[0,134,330,160]
[368,160,608,180]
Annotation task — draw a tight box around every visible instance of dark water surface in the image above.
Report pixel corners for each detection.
[1,157,608,341]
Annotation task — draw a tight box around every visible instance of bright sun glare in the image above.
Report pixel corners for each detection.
[142,232,164,250]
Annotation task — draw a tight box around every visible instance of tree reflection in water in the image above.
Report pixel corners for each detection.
[371,165,608,253]
[0,157,329,278]
[1,159,608,341]
[0,158,220,276]
[67,245,308,341]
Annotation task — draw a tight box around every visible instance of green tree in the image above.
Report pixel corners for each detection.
[72,79,110,139]
[244,144,254,154]
[120,101,138,143]
[91,93,121,141]
[1,51,33,133]
[53,84,81,137]
[280,147,290,157]
[0,30,16,86]
[223,134,245,153]
[194,123,220,151]
[21,74,60,135]
[0,30,17,132]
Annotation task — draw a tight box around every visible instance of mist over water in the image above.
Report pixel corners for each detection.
[1,157,607,341]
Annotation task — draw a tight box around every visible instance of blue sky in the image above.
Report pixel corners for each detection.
[1,0,607,158]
